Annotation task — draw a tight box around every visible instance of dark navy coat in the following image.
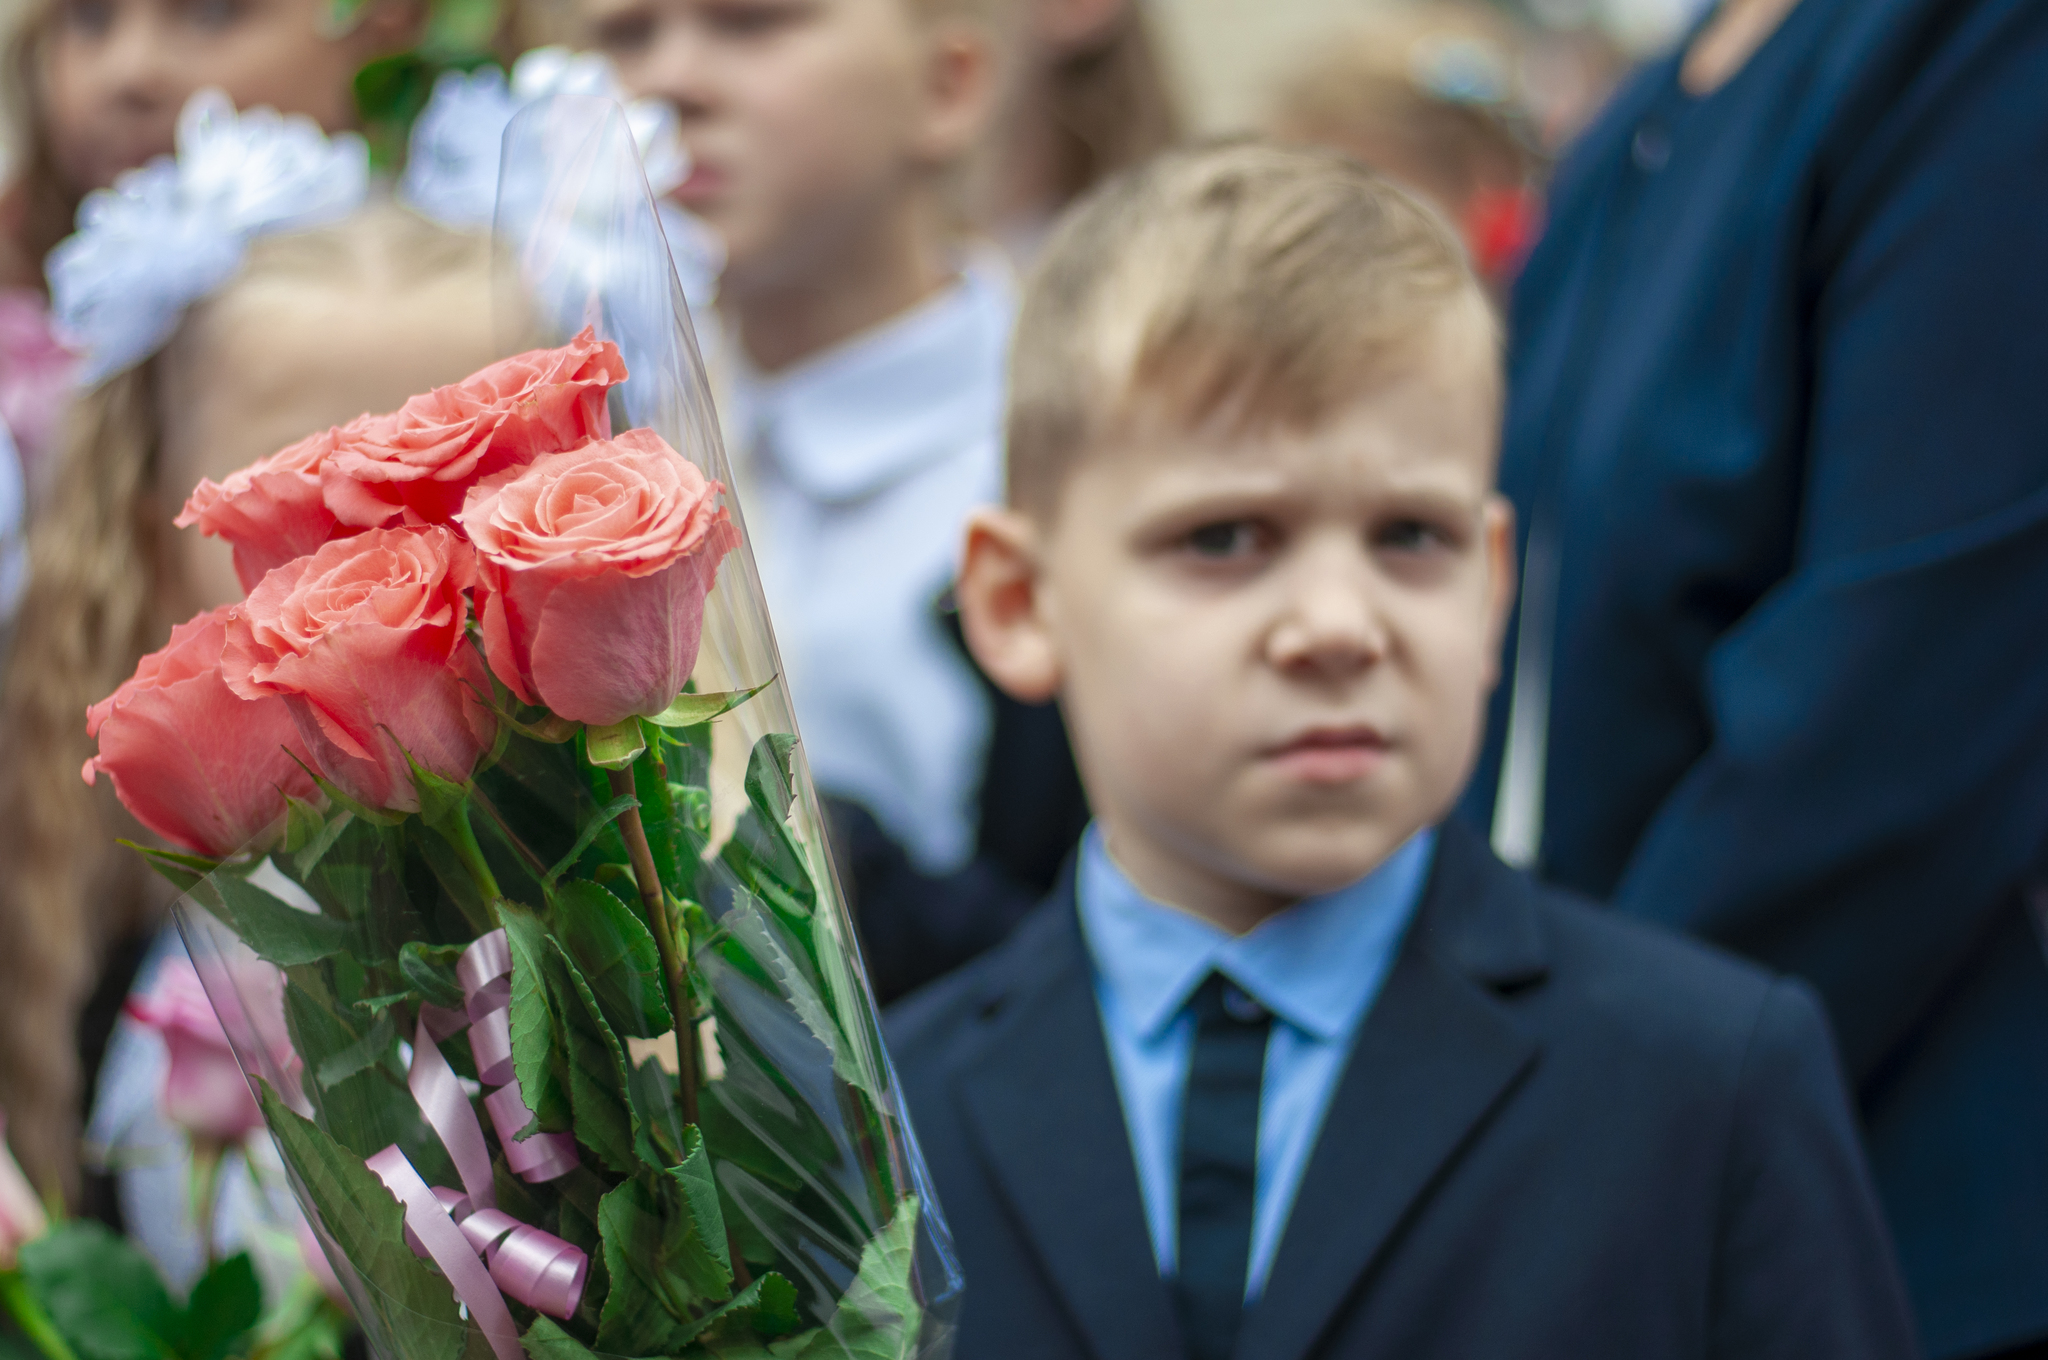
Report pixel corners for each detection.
[1460,1,2048,1353]
[887,821,1917,1360]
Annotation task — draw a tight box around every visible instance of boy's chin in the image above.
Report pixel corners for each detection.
[1224,817,1427,901]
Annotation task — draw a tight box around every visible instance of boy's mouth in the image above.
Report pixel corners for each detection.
[1261,725,1391,784]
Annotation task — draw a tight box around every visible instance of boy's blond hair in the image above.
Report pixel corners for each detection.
[1006,141,1490,517]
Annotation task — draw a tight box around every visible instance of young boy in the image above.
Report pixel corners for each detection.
[887,144,1919,1359]
[583,0,1087,998]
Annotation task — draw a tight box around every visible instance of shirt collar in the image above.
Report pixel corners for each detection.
[727,251,1015,504]
[1077,824,1437,1044]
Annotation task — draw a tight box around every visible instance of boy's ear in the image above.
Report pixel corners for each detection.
[957,507,1061,704]
[1481,494,1517,690]
[911,20,998,166]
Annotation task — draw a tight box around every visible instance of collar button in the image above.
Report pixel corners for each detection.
[1221,984,1269,1025]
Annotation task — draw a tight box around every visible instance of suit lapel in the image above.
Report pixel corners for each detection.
[955,889,1184,1360]
[1235,822,1549,1360]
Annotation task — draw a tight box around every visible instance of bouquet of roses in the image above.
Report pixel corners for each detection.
[79,100,960,1360]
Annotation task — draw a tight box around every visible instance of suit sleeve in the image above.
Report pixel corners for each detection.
[1610,0,2048,1082]
[1709,980,1919,1360]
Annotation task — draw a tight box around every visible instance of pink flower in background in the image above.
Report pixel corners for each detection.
[84,605,321,855]
[462,428,738,725]
[0,290,78,479]
[293,1213,350,1310]
[177,422,361,594]
[125,958,271,1145]
[0,1110,50,1270]
[222,525,496,812]
[322,328,626,530]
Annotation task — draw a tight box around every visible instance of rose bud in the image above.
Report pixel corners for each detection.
[461,429,739,726]
[322,328,626,530]
[125,957,266,1145]
[84,605,321,856]
[222,526,497,813]
[0,1112,50,1271]
[176,421,364,594]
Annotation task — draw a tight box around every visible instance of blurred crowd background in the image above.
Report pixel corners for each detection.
[2,0,2045,1355]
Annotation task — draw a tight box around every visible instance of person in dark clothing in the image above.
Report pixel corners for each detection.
[1459,1,2048,1354]
[889,143,1916,1360]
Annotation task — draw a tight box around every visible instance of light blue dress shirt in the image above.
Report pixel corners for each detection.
[724,254,1014,871]
[1076,824,1437,1300]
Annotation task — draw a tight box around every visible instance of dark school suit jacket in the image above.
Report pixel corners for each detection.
[885,821,1918,1360]
[1457,1,2048,1352]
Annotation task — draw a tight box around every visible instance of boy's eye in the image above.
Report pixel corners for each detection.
[1184,520,1269,560]
[184,0,242,30]
[590,9,657,54]
[702,0,804,36]
[1375,518,1454,553]
[59,0,115,35]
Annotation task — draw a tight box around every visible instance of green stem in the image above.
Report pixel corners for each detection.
[189,1139,226,1275]
[606,767,699,1127]
[0,1269,79,1360]
[443,803,502,904]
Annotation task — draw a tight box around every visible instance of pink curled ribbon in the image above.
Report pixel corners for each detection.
[364,929,589,1342]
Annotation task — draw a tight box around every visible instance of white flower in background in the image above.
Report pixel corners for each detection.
[46,90,369,384]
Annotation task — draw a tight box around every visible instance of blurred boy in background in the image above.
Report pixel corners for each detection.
[586,0,1084,1000]
[890,143,1915,1359]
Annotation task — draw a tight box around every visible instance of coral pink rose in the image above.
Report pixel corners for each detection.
[0,1111,49,1270]
[176,421,366,594]
[322,328,626,530]
[461,429,738,725]
[222,526,497,813]
[125,956,293,1145]
[84,605,320,856]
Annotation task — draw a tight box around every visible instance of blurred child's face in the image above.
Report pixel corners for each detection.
[41,0,406,195]
[586,0,989,295]
[159,271,502,611]
[962,304,1513,929]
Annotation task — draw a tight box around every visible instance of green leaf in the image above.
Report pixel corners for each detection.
[18,1222,178,1360]
[201,875,354,967]
[418,0,499,59]
[291,807,353,879]
[397,941,468,1009]
[543,795,638,888]
[258,1083,464,1360]
[518,1318,596,1360]
[769,1198,922,1360]
[501,906,573,1138]
[684,1273,801,1355]
[177,1253,262,1360]
[548,880,669,1039]
[280,974,456,1187]
[644,681,771,730]
[594,1142,732,1354]
[118,842,221,896]
[312,1010,396,1088]
[407,758,470,831]
[547,942,642,1176]
[585,721,647,771]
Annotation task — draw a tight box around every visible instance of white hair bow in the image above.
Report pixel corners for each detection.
[47,90,370,385]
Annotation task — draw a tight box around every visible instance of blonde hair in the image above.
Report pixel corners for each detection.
[1006,141,1488,518]
[0,204,497,1198]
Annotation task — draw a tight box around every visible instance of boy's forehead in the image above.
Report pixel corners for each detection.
[1083,307,1502,504]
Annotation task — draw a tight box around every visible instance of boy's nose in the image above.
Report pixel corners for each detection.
[1266,559,1388,679]
[96,10,179,114]
[630,24,720,119]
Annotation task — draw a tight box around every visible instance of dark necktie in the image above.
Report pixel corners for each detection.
[1175,972,1271,1360]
